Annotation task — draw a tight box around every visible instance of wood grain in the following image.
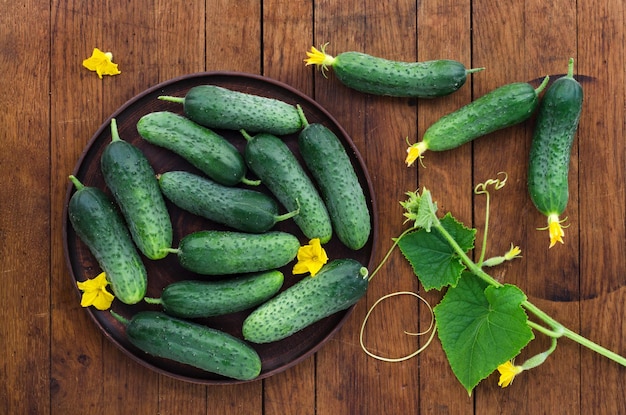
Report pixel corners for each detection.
[0,0,624,414]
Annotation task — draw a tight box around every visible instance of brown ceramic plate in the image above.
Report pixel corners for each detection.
[63,72,378,384]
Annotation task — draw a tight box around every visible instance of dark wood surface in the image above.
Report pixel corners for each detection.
[1,1,624,414]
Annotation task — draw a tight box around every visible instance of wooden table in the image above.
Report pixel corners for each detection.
[1,0,624,414]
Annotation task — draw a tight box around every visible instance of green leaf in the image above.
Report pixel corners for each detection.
[434,274,534,394]
[397,213,475,291]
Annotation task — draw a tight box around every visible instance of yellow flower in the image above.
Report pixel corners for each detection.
[497,360,523,388]
[504,244,522,261]
[77,272,115,310]
[304,43,335,76]
[82,48,121,78]
[405,141,428,167]
[547,214,566,248]
[292,238,328,277]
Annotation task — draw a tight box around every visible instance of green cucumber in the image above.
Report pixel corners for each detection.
[159,85,303,135]
[297,112,371,250]
[168,230,300,275]
[305,44,483,98]
[68,175,147,304]
[100,119,172,260]
[242,130,333,243]
[136,111,257,186]
[242,259,369,343]
[528,58,583,247]
[112,311,261,380]
[158,171,298,233]
[144,270,284,318]
[408,76,550,164]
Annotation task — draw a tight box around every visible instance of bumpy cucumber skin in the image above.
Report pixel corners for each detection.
[242,259,369,344]
[177,230,300,275]
[68,180,147,304]
[101,138,172,260]
[155,271,284,318]
[298,123,371,250]
[528,68,583,216]
[333,52,471,98]
[124,311,261,380]
[136,111,247,186]
[159,171,282,233]
[423,82,541,151]
[244,132,333,243]
[182,85,303,135]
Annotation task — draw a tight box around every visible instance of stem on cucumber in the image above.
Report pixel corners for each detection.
[296,104,309,128]
[143,297,164,305]
[68,175,85,191]
[535,75,550,94]
[158,95,185,104]
[110,310,130,325]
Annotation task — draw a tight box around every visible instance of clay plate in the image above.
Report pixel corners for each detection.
[63,72,378,384]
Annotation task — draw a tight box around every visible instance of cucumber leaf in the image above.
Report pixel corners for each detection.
[434,274,534,394]
[397,213,475,291]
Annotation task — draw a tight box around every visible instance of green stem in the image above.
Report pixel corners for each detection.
[143,297,163,305]
[110,118,120,142]
[240,176,261,186]
[477,190,491,266]
[535,75,550,94]
[296,104,309,128]
[109,310,129,325]
[466,67,486,74]
[68,175,84,191]
[566,57,575,79]
[158,95,185,104]
[368,226,416,281]
[562,326,626,366]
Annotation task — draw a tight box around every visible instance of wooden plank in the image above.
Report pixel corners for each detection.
[261,2,316,413]
[414,0,475,412]
[577,0,626,413]
[0,1,51,413]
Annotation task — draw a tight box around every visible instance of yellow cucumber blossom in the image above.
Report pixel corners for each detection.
[82,48,121,78]
[497,360,524,388]
[304,43,335,76]
[292,238,328,277]
[405,140,428,167]
[483,244,522,267]
[546,213,566,248]
[77,272,115,310]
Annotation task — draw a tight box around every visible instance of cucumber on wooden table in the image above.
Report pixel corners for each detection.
[528,58,583,248]
[144,270,284,318]
[406,76,550,165]
[167,230,300,276]
[112,310,262,381]
[242,259,369,343]
[101,118,172,260]
[67,175,147,304]
[158,170,298,233]
[304,43,483,98]
[159,85,303,135]
[297,109,371,250]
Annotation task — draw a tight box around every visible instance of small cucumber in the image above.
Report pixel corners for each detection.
[68,175,147,304]
[407,76,550,164]
[100,119,172,260]
[528,58,583,248]
[112,311,261,380]
[242,130,333,243]
[158,171,298,233]
[304,44,483,98]
[136,111,257,186]
[159,85,303,135]
[297,112,371,250]
[168,230,300,275]
[144,270,284,318]
[242,259,369,343]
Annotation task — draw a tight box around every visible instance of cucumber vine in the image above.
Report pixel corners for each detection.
[362,174,626,394]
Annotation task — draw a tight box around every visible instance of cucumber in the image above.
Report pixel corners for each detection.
[528,58,583,248]
[144,270,284,318]
[100,118,172,260]
[168,230,300,275]
[112,311,261,380]
[159,85,303,135]
[304,44,483,98]
[158,170,298,233]
[297,112,371,250]
[407,76,550,165]
[136,111,257,186]
[67,175,147,304]
[242,259,369,343]
[242,130,333,243]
